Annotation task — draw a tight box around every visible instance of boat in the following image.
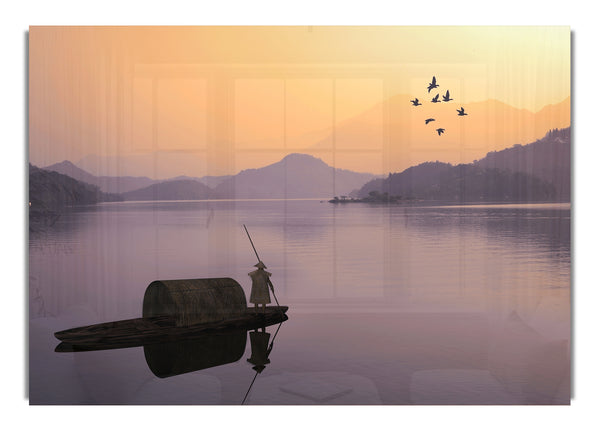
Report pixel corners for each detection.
[55,306,287,352]
[54,277,288,352]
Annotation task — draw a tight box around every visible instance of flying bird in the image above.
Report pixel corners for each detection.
[425,118,435,125]
[427,76,439,93]
[410,98,422,106]
[431,93,441,103]
[457,107,468,116]
[442,90,453,102]
[436,128,445,136]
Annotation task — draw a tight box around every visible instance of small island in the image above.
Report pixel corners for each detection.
[329,191,416,204]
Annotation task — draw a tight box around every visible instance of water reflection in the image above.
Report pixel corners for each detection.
[144,331,248,378]
[30,201,571,404]
[56,319,285,403]
[242,323,283,404]
[386,204,570,252]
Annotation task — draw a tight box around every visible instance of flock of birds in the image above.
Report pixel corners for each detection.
[410,76,467,136]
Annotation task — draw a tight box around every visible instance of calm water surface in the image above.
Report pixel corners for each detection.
[29,200,571,404]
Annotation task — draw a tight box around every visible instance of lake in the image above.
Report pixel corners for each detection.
[28,200,571,404]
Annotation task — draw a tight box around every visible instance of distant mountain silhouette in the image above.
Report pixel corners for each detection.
[121,180,214,201]
[75,152,231,184]
[309,95,570,172]
[474,127,570,201]
[41,155,374,201]
[29,164,121,213]
[355,161,556,203]
[44,160,232,193]
[169,174,233,189]
[354,128,570,202]
[44,160,100,185]
[44,160,158,194]
[214,153,377,199]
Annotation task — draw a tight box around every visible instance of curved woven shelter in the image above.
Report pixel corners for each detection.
[142,278,247,327]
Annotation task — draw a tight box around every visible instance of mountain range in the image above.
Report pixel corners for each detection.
[31,126,570,207]
[213,153,376,199]
[43,160,157,194]
[355,162,556,203]
[32,153,378,204]
[307,95,570,173]
[474,128,570,201]
[29,164,121,214]
[355,127,570,203]
[44,160,231,194]
[43,96,570,179]
[121,180,214,201]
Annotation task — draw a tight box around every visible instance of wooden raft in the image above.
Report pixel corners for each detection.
[54,306,288,352]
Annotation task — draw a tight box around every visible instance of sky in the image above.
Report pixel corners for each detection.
[29,26,570,177]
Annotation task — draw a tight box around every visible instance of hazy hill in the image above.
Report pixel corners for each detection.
[45,160,231,193]
[44,160,100,185]
[169,174,232,189]
[49,96,569,178]
[76,152,210,182]
[308,95,570,173]
[44,160,158,194]
[354,162,454,199]
[213,153,377,199]
[355,162,556,203]
[355,127,570,203]
[29,164,121,212]
[121,179,214,201]
[42,155,374,200]
[475,127,570,201]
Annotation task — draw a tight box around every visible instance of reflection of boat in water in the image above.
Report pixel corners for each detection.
[143,330,248,378]
[59,318,285,381]
[55,277,288,351]
[144,320,284,380]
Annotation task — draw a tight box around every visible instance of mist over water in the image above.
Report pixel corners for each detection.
[29,200,570,404]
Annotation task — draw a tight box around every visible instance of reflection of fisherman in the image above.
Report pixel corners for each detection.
[241,322,283,404]
[247,328,272,373]
[248,261,272,313]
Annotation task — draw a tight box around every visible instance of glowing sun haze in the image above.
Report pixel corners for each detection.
[29,26,570,178]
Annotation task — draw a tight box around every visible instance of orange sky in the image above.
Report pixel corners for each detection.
[29,26,570,177]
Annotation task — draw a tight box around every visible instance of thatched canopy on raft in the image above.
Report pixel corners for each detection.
[142,278,247,327]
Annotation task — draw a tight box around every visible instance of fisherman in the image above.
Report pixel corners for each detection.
[248,261,272,313]
[246,327,272,373]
